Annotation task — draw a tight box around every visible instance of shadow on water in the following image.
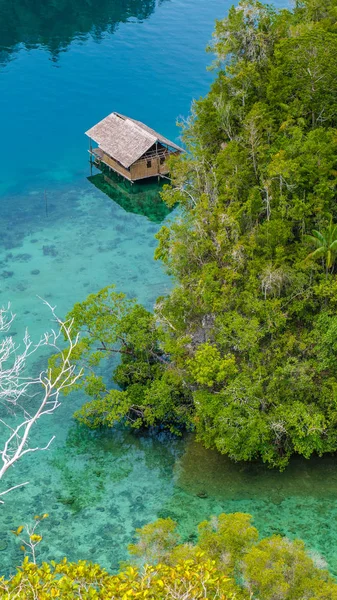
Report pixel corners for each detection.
[88,170,173,223]
[175,435,337,502]
[0,0,166,64]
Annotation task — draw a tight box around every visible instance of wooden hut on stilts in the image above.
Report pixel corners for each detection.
[85,112,184,183]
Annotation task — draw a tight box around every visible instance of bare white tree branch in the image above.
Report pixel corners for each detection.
[0,300,82,503]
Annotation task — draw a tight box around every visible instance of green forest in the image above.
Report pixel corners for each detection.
[65,0,337,470]
[4,0,337,596]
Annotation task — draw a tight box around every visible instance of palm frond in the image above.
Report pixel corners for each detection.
[306,247,326,260]
[330,240,337,251]
[311,230,326,245]
[304,234,324,249]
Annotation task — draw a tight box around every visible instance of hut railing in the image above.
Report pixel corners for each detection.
[133,149,180,166]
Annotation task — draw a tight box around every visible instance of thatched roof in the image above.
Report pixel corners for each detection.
[85,112,184,169]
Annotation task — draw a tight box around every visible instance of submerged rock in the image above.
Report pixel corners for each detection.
[13,253,32,262]
[196,491,208,499]
[43,245,58,257]
[57,496,76,506]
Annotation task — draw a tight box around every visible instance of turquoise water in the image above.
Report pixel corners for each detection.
[3,0,337,581]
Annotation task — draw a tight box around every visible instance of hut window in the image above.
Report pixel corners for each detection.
[147,159,152,168]
[160,156,165,165]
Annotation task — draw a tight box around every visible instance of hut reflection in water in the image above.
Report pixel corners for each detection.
[87,168,174,223]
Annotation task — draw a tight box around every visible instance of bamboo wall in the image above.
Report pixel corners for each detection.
[130,156,169,180]
[97,151,132,180]
[93,148,181,182]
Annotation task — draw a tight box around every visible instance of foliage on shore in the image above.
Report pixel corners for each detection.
[0,557,232,599]
[2,513,337,599]
[130,512,337,599]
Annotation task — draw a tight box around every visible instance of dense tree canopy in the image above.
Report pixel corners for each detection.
[155,0,337,468]
[53,286,192,433]
[61,0,337,469]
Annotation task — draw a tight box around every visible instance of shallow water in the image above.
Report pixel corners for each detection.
[3,0,336,581]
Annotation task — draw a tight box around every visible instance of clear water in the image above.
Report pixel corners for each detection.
[3,0,336,582]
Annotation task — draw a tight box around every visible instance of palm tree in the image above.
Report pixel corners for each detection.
[305,217,337,273]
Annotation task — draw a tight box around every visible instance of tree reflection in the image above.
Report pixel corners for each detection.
[0,0,163,63]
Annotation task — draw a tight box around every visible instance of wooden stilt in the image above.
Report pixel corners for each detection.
[89,138,93,176]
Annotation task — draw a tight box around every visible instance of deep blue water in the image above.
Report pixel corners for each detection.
[0,0,223,195]
[0,0,288,196]
[5,0,337,580]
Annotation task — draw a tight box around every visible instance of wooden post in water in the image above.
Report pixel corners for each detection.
[89,138,93,176]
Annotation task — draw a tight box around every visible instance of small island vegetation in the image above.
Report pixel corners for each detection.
[54,0,337,470]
